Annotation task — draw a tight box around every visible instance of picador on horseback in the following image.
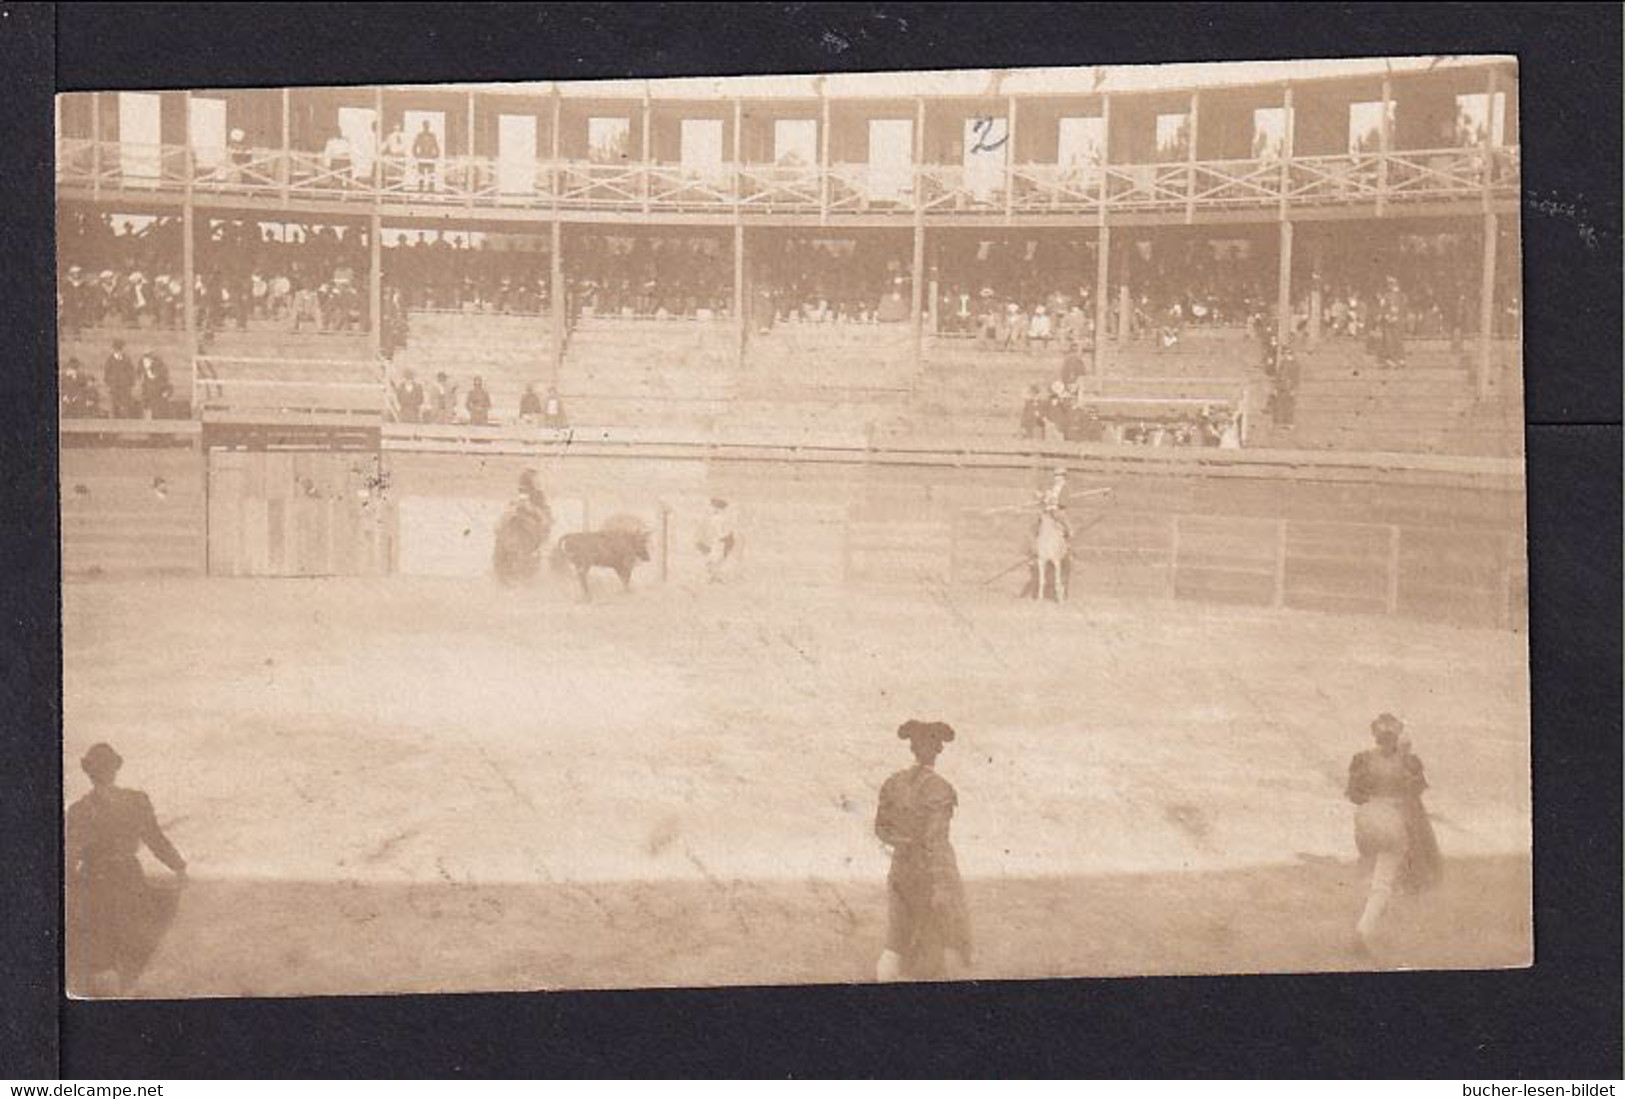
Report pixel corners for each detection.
[492,468,555,585]
[980,468,1114,602]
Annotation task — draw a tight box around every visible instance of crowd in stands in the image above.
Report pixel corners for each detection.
[569,235,731,319]
[380,233,549,314]
[58,211,373,335]
[756,239,913,326]
[389,369,568,430]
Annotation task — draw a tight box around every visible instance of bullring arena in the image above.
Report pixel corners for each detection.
[58,58,1530,996]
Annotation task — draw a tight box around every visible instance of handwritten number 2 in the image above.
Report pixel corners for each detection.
[970,118,1008,154]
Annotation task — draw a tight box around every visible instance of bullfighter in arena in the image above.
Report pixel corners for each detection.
[1345,712,1442,957]
[65,743,188,996]
[874,720,973,982]
[698,496,738,582]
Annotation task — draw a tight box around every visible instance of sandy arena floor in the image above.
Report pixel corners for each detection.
[61,571,1532,996]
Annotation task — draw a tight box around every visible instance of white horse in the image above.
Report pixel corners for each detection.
[1032,508,1071,603]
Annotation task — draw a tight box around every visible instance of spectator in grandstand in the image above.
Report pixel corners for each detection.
[291,283,321,333]
[1270,348,1300,430]
[228,128,252,184]
[380,122,407,191]
[1376,275,1408,369]
[1028,305,1053,353]
[429,371,457,425]
[542,386,569,430]
[394,368,425,424]
[1060,348,1088,387]
[465,377,493,426]
[413,122,441,194]
[61,358,101,419]
[137,351,173,419]
[103,340,136,420]
[1059,302,1091,352]
[518,383,543,425]
[1019,385,1045,440]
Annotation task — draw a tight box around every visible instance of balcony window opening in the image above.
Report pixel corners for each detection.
[1058,116,1104,181]
[1252,106,1291,160]
[189,97,228,180]
[867,118,914,203]
[118,92,163,186]
[588,116,631,163]
[679,118,726,184]
[963,116,1008,202]
[1348,100,1393,155]
[1454,92,1507,148]
[1155,112,1190,162]
[497,114,537,195]
[773,119,816,167]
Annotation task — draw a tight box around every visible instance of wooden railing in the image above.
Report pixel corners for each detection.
[58,139,1519,217]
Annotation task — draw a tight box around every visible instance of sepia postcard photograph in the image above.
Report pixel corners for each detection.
[56,54,1531,1001]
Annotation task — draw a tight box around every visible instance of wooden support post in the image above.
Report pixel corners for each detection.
[550,219,563,382]
[1478,212,1498,402]
[181,197,195,342]
[818,90,830,227]
[550,90,561,211]
[280,87,291,205]
[1376,76,1391,218]
[91,93,101,201]
[183,90,193,200]
[1273,519,1288,608]
[1099,92,1112,209]
[734,97,747,367]
[911,221,925,372]
[732,97,743,211]
[374,85,384,195]
[911,97,926,372]
[1308,235,1323,346]
[369,213,382,358]
[1185,89,1199,223]
[927,244,939,336]
[1094,225,1110,373]
[1278,85,1294,220]
[1004,94,1016,222]
[733,222,745,367]
[640,92,651,214]
[1385,525,1401,614]
[466,90,476,210]
[1167,515,1181,601]
[1277,219,1294,348]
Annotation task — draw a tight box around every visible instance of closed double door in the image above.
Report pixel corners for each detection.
[207,450,392,576]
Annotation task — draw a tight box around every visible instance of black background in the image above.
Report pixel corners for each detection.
[2,2,1619,1079]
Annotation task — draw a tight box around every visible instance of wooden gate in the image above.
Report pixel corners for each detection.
[207,450,392,576]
